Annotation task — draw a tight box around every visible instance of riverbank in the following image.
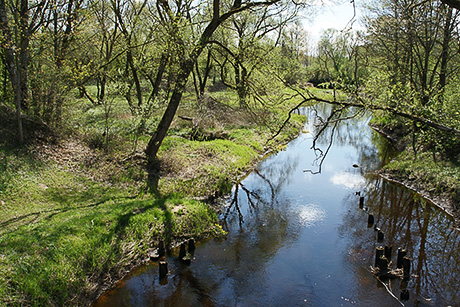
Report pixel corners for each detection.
[0,89,312,306]
[378,152,460,223]
[371,123,460,224]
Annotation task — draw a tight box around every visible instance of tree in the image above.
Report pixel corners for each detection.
[362,0,460,157]
[145,0,304,166]
[46,0,85,123]
[317,29,365,91]
[111,0,147,114]
[0,0,49,142]
[211,4,298,107]
[278,21,310,84]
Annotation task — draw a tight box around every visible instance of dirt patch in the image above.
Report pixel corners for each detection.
[32,139,97,169]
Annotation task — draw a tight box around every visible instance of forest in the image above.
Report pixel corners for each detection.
[0,0,459,305]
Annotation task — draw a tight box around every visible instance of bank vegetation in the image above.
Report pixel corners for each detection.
[2,0,460,305]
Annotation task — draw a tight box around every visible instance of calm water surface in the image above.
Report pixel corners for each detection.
[94,104,460,306]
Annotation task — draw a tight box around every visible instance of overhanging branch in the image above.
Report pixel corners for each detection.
[275,84,460,140]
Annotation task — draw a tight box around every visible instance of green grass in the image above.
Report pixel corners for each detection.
[384,150,460,204]
[0,153,220,305]
[157,137,260,196]
[1,195,220,306]
[0,149,129,223]
[0,144,223,306]
[0,86,317,305]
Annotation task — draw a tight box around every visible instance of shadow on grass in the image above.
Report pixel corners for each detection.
[0,192,136,231]
[1,190,178,257]
[1,193,179,305]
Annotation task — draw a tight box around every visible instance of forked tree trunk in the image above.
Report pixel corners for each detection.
[145,0,282,167]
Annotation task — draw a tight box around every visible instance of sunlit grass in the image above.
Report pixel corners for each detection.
[0,85,315,305]
[385,150,460,204]
[0,155,219,305]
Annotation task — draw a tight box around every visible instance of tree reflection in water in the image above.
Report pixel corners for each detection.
[224,103,460,305]
[223,169,276,227]
[340,176,460,305]
[94,103,460,306]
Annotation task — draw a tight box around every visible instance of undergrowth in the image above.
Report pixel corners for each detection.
[0,87,314,306]
[384,151,460,207]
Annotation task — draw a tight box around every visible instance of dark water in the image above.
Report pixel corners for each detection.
[94,104,460,306]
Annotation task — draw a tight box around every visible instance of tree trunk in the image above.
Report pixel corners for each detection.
[151,53,168,100]
[16,60,24,144]
[145,58,194,164]
[18,0,30,111]
[439,5,453,91]
[145,0,283,166]
[0,0,23,143]
[236,64,248,108]
[200,48,213,97]
[127,49,143,108]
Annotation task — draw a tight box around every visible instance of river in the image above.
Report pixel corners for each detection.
[94,103,460,306]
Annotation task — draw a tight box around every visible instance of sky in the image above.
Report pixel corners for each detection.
[303,0,364,48]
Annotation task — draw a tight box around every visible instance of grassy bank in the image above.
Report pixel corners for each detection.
[0,88,308,306]
[371,116,460,220]
[0,146,225,306]
[381,150,460,219]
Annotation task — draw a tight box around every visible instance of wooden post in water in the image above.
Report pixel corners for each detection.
[179,242,187,259]
[378,256,389,272]
[368,214,374,226]
[384,245,392,261]
[159,261,168,279]
[400,279,408,290]
[377,230,384,242]
[400,289,410,301]
[397,248,407,269]
[188,239,196,253]
[359,196,364,209]
[181,255,191,265]
[158,240,165,258]
[403,256,411,280]
[375,246,384,267]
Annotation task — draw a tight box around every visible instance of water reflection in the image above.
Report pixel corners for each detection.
[296,204,326,227]
[94,103,459,307]
[331,172,366,189]
[340,176,460,305]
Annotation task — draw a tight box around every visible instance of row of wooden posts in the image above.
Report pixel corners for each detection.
[157,238,196,280]
[359,195,412,301]
[374,246,411,279]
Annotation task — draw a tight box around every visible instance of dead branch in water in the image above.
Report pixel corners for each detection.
[369,266,405,306]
